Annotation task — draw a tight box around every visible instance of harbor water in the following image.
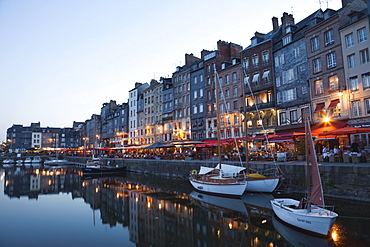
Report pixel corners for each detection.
[1,166,369,247]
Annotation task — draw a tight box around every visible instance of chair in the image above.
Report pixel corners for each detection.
[351,154,359,163]
[329,155,335,163]
[318,155,324,162]
[343,153,351,163]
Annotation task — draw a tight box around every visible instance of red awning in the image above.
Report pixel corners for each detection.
[312,121,347,135]
[314,103,325,113]
[327,99,340,110]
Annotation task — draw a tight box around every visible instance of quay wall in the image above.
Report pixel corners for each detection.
[64,157,370,201]
[2,155,369,201]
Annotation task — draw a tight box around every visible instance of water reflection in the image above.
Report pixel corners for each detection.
[2,166,370,246]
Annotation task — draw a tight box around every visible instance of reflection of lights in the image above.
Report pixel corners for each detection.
[147,202,151,208]
[5,180,9,187]
[253,237,259,244]
[35,169,39,175]
[261,219,267,224]
[245,224,249,230]
[136,185,139,189]
[95,188,99,193]
[48,180,52,185]
[331,227,340,242]
[135,197,139,203]
[0,172,4,181]
[217,230,220,238]
[268,243,274,247]
[228,223,232,229]
[158,203,162,209]
[116,193,120,198]
[82,182,85,187]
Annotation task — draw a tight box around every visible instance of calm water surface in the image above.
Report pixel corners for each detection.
[1,166,369,247]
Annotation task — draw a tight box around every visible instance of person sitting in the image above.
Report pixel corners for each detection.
[333,145,340,155]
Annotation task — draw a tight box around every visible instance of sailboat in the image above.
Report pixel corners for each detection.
[270,117,338,236]
[189,70,247,197]
[241,68,282,193]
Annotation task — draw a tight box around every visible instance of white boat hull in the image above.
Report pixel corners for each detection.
[189,177,246,196]
[271,198,338,236]
[245,178,280,192]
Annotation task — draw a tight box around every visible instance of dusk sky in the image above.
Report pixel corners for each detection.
[0,0,342,142]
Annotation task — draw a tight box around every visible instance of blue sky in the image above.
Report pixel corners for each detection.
[0,0,342,142]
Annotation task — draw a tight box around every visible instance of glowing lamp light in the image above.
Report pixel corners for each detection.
[323,117,330,123]
[228,223,232,229]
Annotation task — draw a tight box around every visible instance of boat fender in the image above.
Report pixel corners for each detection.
[191,170,198,175]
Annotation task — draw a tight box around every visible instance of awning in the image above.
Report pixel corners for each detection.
[263,111,272,119]
[314,103,325,113]
[269,136,294,143]
[252,73,259,83]
[252,113,260,120]
[262,70,270,79]
[244,75,250,84]
[327,99,340,110]
[312,121,347,135]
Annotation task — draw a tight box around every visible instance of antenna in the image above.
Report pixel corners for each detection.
[291,6,294,15]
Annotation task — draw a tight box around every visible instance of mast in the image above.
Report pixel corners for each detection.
[305,116,311,211]
[215,69,222,166]
[242,73,249,169]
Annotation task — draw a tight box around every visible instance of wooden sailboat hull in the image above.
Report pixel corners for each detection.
[245,177,280,192]
[270,198,338,236]
[189,176,246,197]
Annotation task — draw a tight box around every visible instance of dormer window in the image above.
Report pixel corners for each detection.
[283,35,292,45]
[251,37,257,45]
[232,58,237,65]
[221,63,226,69]
[285,26,291,33]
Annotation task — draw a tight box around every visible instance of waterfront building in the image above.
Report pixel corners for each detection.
[85,114,101,149]
[216,57,243,140]
[190,59,206,141]
[339,0,370,145]
[203,41,243,141]
[161,77,174,142]
[128,82,149,145]
[100,100,119,147]
[172,54,199,141]
[272,11,313,134]
[241,24,276,141]
[143,79,163,144]
[305,8,349,128]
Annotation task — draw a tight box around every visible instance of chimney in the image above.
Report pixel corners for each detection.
[272,17,279,32]
[135,82,142,88]
[281,12,295,26]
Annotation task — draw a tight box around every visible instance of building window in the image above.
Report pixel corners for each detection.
[348,54,356,68]
[311,37,320,51]
[233,100,238,109]
[327,52,337,68]
[233,87,238,96]
[315,79,323,95]
[352,101,362,117]
[282,88,297,102]
[225,75,230,84]
[262,70,271,84]
[313,58,322,73]
[218,77,223,85]
[279,112,287,125]
[350,76,359,91]
[290,110,298,123]
[329,75,339,91]
[194,76,198,84]
[262,50,269,63]
[283,35,292,45]
[252,54,259,67]
[232,72,237,82]
[243,58,249,69]
[358,27,367,43]
[225,89,229,98]
[324,29,334,45]
[346,33,354,48]
[363,73,370,89]
[194,90,197,99]
[276,76,281,87]
[360,49,370,64]
[365,98,370,115]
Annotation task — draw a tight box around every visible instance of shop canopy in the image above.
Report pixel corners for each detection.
[319,126,370,136]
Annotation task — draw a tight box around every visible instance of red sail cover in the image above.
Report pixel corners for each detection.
[307,120,325,206]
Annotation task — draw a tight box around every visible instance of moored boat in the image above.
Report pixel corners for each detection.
[270,117,338,236]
